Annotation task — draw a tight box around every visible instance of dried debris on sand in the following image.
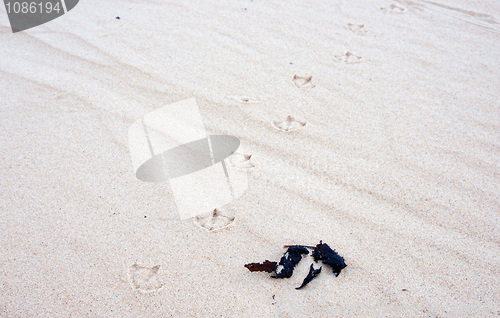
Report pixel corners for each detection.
[244,260,277,273]
[272,246,309,278]
[244,241,346,289]
[311,241,347,276]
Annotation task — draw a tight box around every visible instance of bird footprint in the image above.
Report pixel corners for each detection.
[272,115,306,132]
[228,95,262,103]
[193,209,235,232]
[334,51,363,64]
[292,75,316,88]
[230,153,255,170]
[380,4,406,14]
[346,23,367,35]
[129,264,163,293]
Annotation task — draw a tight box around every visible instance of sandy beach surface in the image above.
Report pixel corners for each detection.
[1,0,499,316]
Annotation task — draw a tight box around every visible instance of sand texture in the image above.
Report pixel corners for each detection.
[1,0,499,316]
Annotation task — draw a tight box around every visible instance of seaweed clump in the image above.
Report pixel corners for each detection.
[311,241,347,276]
[272,246,309,278]
[244,241,346,289]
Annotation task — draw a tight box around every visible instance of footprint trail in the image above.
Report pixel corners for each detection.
[128,264,163,293]
[292,75,316,88]
[347,23,368,35]
[230,153,255,170]
[380,4,406,14]
[334,51,363,64]
[272,115,306,132]
[193,209,235,232]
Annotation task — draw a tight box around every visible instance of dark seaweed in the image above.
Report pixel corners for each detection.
[245,241,346,289]
[272,246,309,278]
[311,241,347,276]
[296,264,322,289]
[286,246,310,255]
[244,260,277,273]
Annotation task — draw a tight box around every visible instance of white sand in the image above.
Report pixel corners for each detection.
[1,0,499,316]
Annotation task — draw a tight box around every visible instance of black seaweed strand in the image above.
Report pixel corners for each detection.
[296,264,322,289]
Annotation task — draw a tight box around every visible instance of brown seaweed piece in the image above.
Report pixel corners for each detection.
[244,260,277,273]
[311,241,346,276]
[244,246,309,278]
[296,264,322,289]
